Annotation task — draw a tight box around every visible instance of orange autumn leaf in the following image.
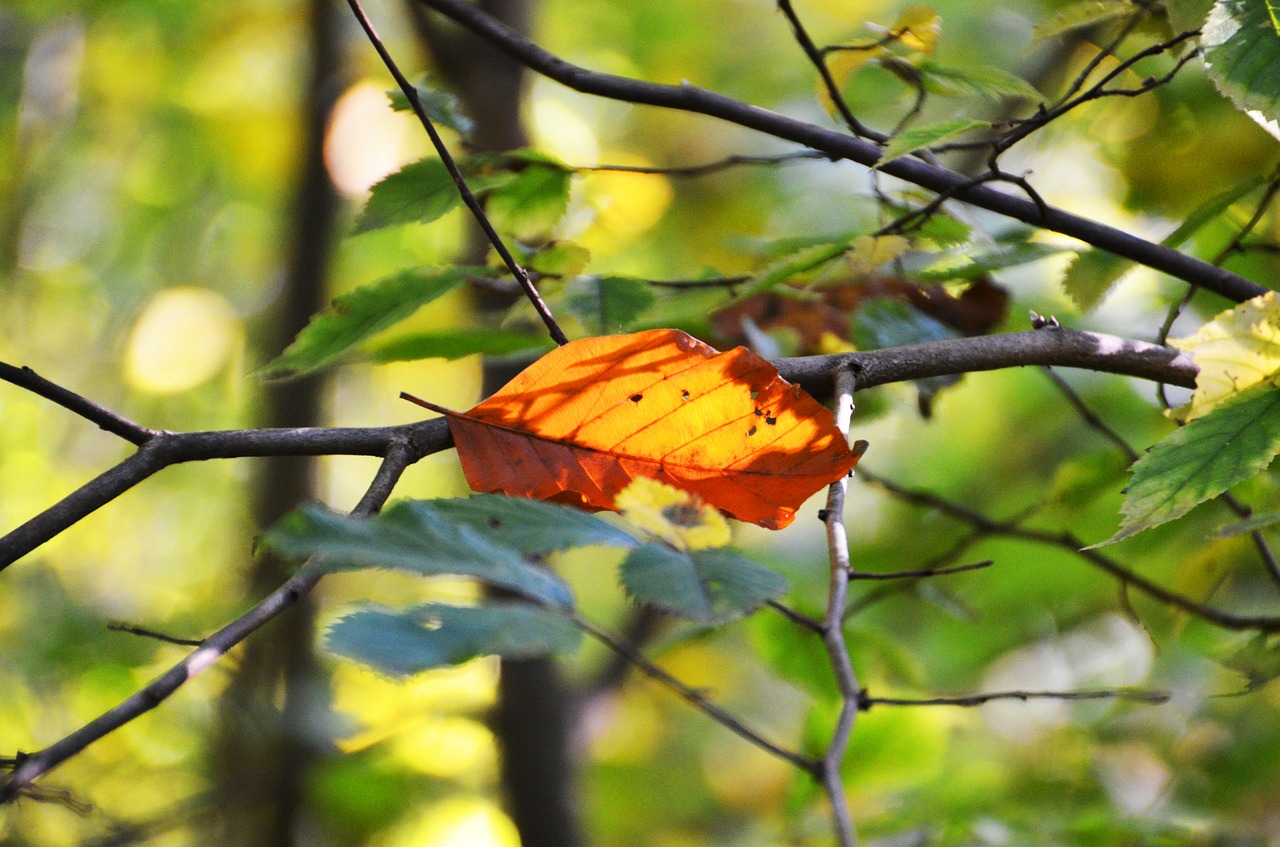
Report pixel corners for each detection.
[407,329,861,529]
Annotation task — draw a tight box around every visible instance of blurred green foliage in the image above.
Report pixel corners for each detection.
[4,0,1280,845]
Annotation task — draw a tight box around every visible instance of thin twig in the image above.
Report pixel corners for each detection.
[106,622,204,647]
[768,599,825,633]
[1040,367,1139,463]
[0,363,155,445]
[571,613,819,774]
[863,687,1170,708]
[1218,492,1280,592]
[776,0,877,141]
[0,442,416,804]
[344,0,568,346]
[848,560,993,580]
[818,366,860,847]
[859,469,1280,632]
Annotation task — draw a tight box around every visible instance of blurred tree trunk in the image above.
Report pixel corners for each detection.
[409,3,586,846]
[209,0,346,844]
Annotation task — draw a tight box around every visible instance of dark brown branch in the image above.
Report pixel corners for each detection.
[415,0,1266,304]
[776,327,1197,399]
[0,420,450,571]
[0,442,416,804]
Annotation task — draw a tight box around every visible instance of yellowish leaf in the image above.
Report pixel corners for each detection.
[844,234,911,276]
[819,44,884,116]
[894,5,942,54]
[1169,291,1280,420]
[615,478,731,551]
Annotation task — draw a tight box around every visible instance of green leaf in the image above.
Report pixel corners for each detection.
[262,502,574,607]
[1096,385,1280,546]
[1062,176,1264,311]
[914,59,1041,101]
[620,544,787,625]
[1033,1,1137,42]
[353,159,470,235]
[912,240,1065,283]
[1204,0,1280,135]
[327,602,580,677]
[529,242,592,277]
[1210,510,1280,537]
[1166,0,1216,33]
[878,119,991,165]
[387,79,474,135]
[485,160,572,239]
[259,268,467,378]
[742,241,850,298]
[561,276,657,333]
[1061,249,1130,312]
[1218,633,1280,691]
[368,328,555,362]
[428,495,641,554]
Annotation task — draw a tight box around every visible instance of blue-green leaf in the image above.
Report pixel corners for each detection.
[1096,385,1280,546]
[262,502,573,607]
[620,543,788,625]
[327,602,580,677]
[428,495,641,554]
[258,268,467,379]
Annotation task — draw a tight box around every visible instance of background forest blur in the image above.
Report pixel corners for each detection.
[3,0,1280,845]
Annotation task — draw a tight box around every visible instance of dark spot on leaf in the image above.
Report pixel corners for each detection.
[748,425,757,436]
[681,389,690,401]
[487,516,502,529]
[630,393,643,403]
[765,415,777,426]
[754,409,764,417]
[662,502,704,527]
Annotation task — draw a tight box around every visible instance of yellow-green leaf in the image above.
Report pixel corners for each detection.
[1170,290,1280,420]
[878,118,991,165]
[844,234,912,276]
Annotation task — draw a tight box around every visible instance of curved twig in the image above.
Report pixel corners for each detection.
[0,442,416,804]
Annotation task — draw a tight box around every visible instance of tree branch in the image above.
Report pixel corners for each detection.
[0,419,450,571]
[0,442,417,804]
[414,0,1266,304]
[775,326,1197,399]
